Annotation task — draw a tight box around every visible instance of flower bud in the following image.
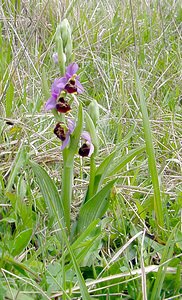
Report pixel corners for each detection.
[65,35,72,63]
[56,37,65,75]
[55,19,72,70]
[60,19,72,63]
[88,100,100,126]
[60,19,69,48]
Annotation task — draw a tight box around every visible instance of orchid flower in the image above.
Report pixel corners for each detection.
[63,63,84,94]
[45,63,84,112]
[79,131,94,157]
[45,78,68,111]
[54,119,75,150]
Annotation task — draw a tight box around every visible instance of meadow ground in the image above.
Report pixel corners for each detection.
[0,0,182,299]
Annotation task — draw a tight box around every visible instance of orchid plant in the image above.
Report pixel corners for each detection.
[35,19,117,242]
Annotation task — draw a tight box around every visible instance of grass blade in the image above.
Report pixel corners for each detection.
[134,66,164,230]
[5,81,14,117]
[150,226,178,299]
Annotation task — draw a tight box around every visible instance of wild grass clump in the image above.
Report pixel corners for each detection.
[0,0,182,299]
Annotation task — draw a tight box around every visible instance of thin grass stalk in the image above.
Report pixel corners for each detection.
[150,226,178,299]
[141,229,147,300]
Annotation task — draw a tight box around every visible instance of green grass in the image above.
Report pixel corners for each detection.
[0,0,182,299]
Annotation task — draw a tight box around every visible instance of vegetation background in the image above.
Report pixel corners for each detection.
[0,0,182,299]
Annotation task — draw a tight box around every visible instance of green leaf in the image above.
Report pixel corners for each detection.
[6,146,27,192]
[5,288,35,300]
[29,160,64,223]
[108,145,145,176]
[56,37,66,76]
[76,179,117,234]
[60,104,83,232]
[93,150,116,193]
[5,81,14,117]
[68,229,101,268]
[85,111,99,155]
[71,219,100,247]
[150,226,178,299]
[134,65,164,230]
[42,67,50,99]
[0,281,6,300]
[11,228,33,256]
[69,103,83,159]
[30,159,91,298]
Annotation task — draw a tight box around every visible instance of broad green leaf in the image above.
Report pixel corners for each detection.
[12,228,33,256]
[116,123,136,146]
[29,160,64,222]
[76,179,117,234]
[6,193,32,228]
[6,288,34,300]
[67,230,101,269]
[93,150,116,193]
[71,219,100,247]
[108,145,145,176]
[85,126,137,202]
[0,281,6,300]
[6,146,27,192]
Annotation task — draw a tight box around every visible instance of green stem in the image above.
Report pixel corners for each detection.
[61,150,74,234]
[86,155,96,202]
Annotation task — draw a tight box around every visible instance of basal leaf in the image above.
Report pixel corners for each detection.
[29,160,64,223]
[108,145,145,176]
[93,150,116,193]
[76,179,117,234]
[6,146,27,192]
[12,228,33,256]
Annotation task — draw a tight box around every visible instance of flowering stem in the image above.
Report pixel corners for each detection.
[86,155,96,201]
[61,105,83,234]
[52,108,65,122]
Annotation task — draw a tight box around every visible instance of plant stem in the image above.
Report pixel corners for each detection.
[86,155,96,201]
[61,150,74,234]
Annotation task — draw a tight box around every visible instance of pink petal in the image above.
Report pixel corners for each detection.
[67,119,75,133]
[66,63,78,76]
[81,131,91,143]
[76,79,84,94]
[45,97,57,111]
[61,134,70,150]
[51,78,60,91]
[88,143,94,157]
[56,77,67,89]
